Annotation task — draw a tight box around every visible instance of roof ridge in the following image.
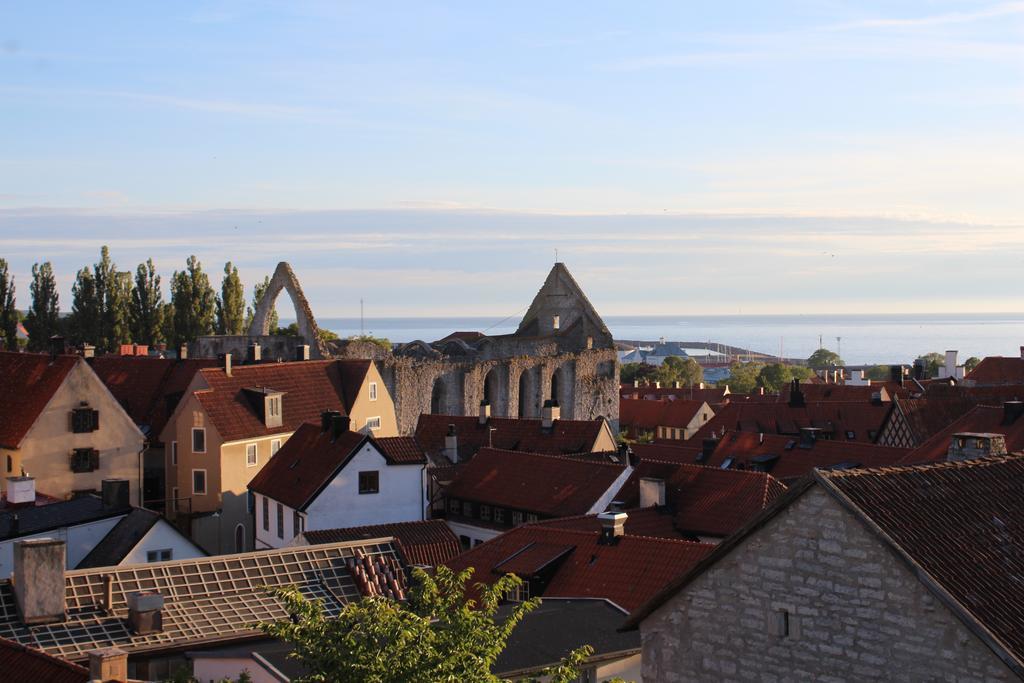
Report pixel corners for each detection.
[820,451,1024,478]
[477,447,626,467]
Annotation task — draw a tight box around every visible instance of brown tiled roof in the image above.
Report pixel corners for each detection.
[612,459,787,537]
[195,359,371,443]
[0,352,77,449]
[90,356,218,444]
[965,356,1024,385]
[619,384,729,404]
[303,520,460,567]
[374,436,427,464]
[691,400,892,444]
[445,525,713,612]
[494,542,576,575]
[534,507,681,540]
[820,455,1024,669]
[444,448,628,518]
[0,636,87,683]
[890,395,978,446]
[619,399,667,430]
[705,430,910,482]
[246,422,368,510]
[629,442,703,464]
[415,414,607,461]
[900,404,1024,465]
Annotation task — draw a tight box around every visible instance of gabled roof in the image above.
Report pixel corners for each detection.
[533,507,681,540]
[90,356,219,444]
[0,352,78,449]
[705,430,910,482]
[889,395,978,446]
[415,414,608,461]
[515,263,610,341]
[374,436,427,465]
[691,400,892,444]
[612,459,787,537]
[444,448,629,518]
[445,525,713,612]
[0,495,130,541]
[900,404,1024,465]
[302,520,460,567]
[194,359,372,443]
[246,422,369,510]
[76,508,200,569]
[620,384,730,404]
[965,355,1024,385]
[628,442,704,464]
[0,636,88,683]
[0,539,407,663]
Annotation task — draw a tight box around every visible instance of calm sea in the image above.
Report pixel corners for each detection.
[305,314,1024,367]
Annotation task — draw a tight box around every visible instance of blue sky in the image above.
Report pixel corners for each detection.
[1,1,1022,317]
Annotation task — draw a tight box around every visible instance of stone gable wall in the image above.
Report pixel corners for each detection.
[640,487,1016,682]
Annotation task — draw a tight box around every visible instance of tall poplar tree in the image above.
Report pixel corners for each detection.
[25,262,60,351]
[170,255,216,346]
[131,258,163,346]
[0,259,17,351]
[216,262,245,335]
[93,246,115,350]
[69,266,100,346]
[107,270,134,348]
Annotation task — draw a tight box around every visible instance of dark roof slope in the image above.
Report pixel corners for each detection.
[889,395,978,446]
[0,352,78,449]
[692,400,892,444]
[303,520,460,566]
[444,448,628,517]
[0,636,88,683]
[246,422,367,510]
[374,436,427,464]
[415,414,607,461]
[76,508,165,569]
[900,404,1024,465]
[195,359,370,443]
[0,496,130,540]
[965,356,1024,385]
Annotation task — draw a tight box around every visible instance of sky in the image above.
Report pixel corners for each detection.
[1,1,1022,318]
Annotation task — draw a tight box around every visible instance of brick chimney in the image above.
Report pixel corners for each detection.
[541,400,560,429]
[444,424,459,462]
[321,410,342,433]
[478,401,491,425]
[890,364,905,386]
[88,647,128,683]
[639,477,666,508]
[13,539,66,625]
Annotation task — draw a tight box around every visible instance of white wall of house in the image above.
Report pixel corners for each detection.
[121,518,206,565]
[0,514,123,576]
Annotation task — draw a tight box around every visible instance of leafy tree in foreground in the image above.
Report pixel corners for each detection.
[258,565,593,683]
[807,348,843,371]
[718,361,764,393]
[25,262,60,351]
[0,259,18,350]
[216,261,246,335]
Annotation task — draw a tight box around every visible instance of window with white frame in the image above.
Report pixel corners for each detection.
[365,416,381,431]
[146,549,172,562]
[369,382,378,401]
[171,441,177,466]
[493,507,505,524]
[192,427,206,453]
[271,438,282,455]
[479,504,492,521]
[246,443,258,467]
[192,469,207,495]
[511,511,524,526]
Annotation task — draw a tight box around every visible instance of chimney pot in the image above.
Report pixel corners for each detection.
[178,344,188,360]
[321,410,341,432]
[6,476,35,506]
[80,344,95,359]
[13,539,66,625]
[330,414,351,440]
[478,401,491,425]
[541,400,560,429]
[222,353,232,377]
[296,344,310,361]
[88,647,128,683]
[596,509,627,543]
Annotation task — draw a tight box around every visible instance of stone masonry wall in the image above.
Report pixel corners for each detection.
[641,487,1016,682]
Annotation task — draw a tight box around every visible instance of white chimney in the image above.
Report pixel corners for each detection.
[444,425,458,462]
[639,478,666,508]
[223,353,232,377]
[597,509,627,543]
[552,315,560,330]
[478,401,491,425]
[542,400,560,429]
[6,476,35,505]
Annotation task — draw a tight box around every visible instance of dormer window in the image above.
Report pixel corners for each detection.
[243,387,286,428]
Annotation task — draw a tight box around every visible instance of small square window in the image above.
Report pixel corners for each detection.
[70,407,99,433]
[479,504,492,521]
[192,428,206,453]
[246,443,258,467]
[359,471,380,494]
[369,382,378,401]
[493,507,506,524]
[192,469,207,495]
[271,439,282,455]
[146,549,172,563]
[365,416,381,431]
[70,448,99,473]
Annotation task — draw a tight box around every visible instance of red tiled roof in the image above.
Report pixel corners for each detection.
[705,430,910,482]
[246,422,368,510]
[612,460,787,537]
[965,355,1024,385]
[0,352,78,449]
[534,507,682,540]
[494,542,576,575]
[619,384,729,404]
[900,404,1024,465]
[780,383,888,403]
[620,399,708,432]
[195,359,371,443]
[90,356,218,444]
[444,448,628,518]
[303,520,460,567]
[691,400,892,444]
[629,442,703,464]
[374,436,427,464]
[889,395,978,446]
[415,414,607,461]
[445,525,714,612]
[0,636,87,683]
[821,455,1024,666]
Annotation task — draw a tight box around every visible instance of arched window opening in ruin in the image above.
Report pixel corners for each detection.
[551,368,563,404]
[431,377,445,414]
[519,370,535,418]
[484,367,503,415]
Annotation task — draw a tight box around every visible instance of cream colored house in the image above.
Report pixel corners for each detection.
[0,351,145,504]
[160,358,398,555]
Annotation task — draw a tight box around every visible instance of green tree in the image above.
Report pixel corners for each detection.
[25,262,60,351]
[0,259,18,351]
[864,365,890,381]
[159,302,177,351]
[258,565,591,683]
[620,362,657,384]
[216,262,246,335]
[170,256,216,347]
[658,356,703,388]
[93,245,116,350]
[964,356,982,373]
[131,258,164,346]
[107,269,134,348]
[719,361,764,393]
[244,275,276,332]
[756,363,793,393]
[916,352,945,378]
[69,266,101,346]
[807,348,843,370]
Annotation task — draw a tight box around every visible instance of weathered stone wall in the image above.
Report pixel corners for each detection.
[194,334,311,363]
[640,486,1016,682]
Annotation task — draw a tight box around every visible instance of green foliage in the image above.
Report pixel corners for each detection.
[159,302,177,350]
[275,322,300,336]
[0,260,16,351]
[756,363,791,393]
[163,668,252,683]
[347,334,392,351]
[25,262,60,351]
[720,361,764,393]
[620,362,657,384]
[864,364,890,381]
[245,275,277,332]
[259,565,590,683]
[107,269,134,348]
[70,266,100,346]
[132,258,164,346]
[964,356,982,373]
[657,356,703,388]
[318,328,339,342]
[170,256,217,347]
[807,348,844,370]
[916,352,945,378]
[216,262,246,335]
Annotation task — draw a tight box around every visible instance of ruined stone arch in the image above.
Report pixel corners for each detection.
[517,366,540,418]
[483,364,510,417]
[429,371,464,415]
[248,262,327,358]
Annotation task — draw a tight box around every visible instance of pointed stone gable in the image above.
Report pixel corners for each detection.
[516,263,612,347]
